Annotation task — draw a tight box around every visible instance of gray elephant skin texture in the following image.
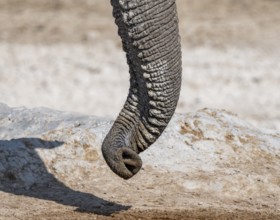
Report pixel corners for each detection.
[102,0,182,179]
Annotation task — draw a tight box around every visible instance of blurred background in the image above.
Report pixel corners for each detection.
[0,0,279,130]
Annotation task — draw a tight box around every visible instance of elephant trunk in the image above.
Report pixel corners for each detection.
[102,0,182,179]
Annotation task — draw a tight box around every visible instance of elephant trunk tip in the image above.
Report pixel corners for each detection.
[102,145,142,179]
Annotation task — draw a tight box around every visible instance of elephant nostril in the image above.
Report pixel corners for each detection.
[124,160,137,174]
[121,148,142,175]
[123,158,138,174]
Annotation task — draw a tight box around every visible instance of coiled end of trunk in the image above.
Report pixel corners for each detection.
[102,144,142,179]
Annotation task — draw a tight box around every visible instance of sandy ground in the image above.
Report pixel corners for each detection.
[0,0,280,130]
[0,0,280,219]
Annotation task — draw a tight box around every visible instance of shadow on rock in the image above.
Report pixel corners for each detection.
[0,138,130,215]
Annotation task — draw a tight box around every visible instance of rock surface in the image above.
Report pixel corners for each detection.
[0,103,279,219]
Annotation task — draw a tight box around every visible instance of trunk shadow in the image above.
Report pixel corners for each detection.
[0,138,130,215]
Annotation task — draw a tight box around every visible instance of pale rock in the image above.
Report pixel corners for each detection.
[0,103,279,213]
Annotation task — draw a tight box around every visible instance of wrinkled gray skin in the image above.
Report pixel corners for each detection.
[102,0,182,179]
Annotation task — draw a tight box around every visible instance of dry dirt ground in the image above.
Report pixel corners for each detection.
[0,0,280,129]
[0,0,280,219]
